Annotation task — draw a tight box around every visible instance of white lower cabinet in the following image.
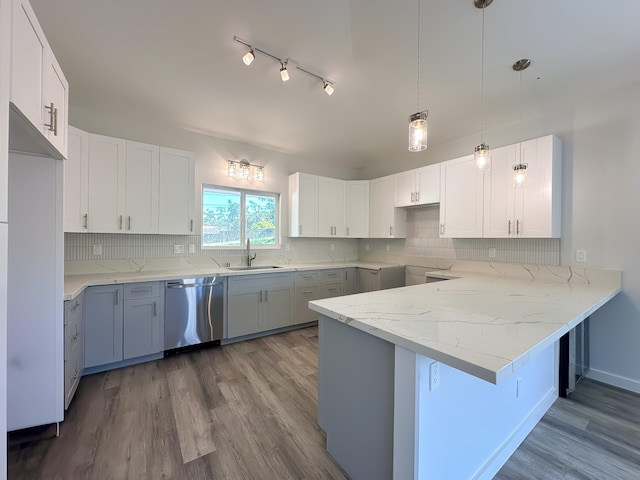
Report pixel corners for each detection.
[84,282,163,369]
[64,294,84,410]
[227,273,295,338]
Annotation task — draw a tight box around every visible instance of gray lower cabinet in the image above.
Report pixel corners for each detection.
[294,269,345,324]
[85,282,163,369]
[343,268,357,295]
[227,273,294,338]
[84,285,124,368]
[357,266,405,293]
[64,293,84,409]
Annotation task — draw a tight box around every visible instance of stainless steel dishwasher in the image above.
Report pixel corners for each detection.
[164,277,225,354]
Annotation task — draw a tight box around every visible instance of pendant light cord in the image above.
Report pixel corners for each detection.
[480,3,485,144]
[417,0,421,112]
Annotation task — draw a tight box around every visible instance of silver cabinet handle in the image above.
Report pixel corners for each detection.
[346,226,350,236]
[302,274,313,279]
[303,290,313,295]
[328,273,338,278]
[389,226,392,236]
[130,286,152,293]
[119,215,123,230]
[440,223,444,235]
[328,288,337,292]
[508,220,511,235]
[416,191,420,202]
[83,214,88,229]
[153,301,157,317]
[259,290,262,303]
[411,192,414,202]
[264,290,268,302]
[115,289,119,305]
[128,216,131,230]
[516,219,520,235]
[45,103,57,135]
[190,219,194,232]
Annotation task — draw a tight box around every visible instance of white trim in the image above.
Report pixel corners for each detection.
[586,368,640,394]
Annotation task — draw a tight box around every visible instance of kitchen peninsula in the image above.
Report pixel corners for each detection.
[310,265,621,480]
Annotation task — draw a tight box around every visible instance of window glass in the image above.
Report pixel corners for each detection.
[202,186,279,248]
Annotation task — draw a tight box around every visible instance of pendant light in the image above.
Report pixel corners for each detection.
[473,0,492,172]
[408,0,428,152]
[512,58,531,186]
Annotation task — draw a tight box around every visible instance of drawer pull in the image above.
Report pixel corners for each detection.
[302,275,313,279]
[328,288,337,292]
[130,286,153,293]
[303,290,313,295]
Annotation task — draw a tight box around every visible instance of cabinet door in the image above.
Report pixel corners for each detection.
[394,170,416,207]
[43,49,68,158]
[483,144,517,238]
[64,126,89,232]
[318,176,333,237]
[263,286,294,330]
[370,176,405,238]
[416,164,440,204]
[87,134,126,232]
[516,135,561,237]
[332,179,346,237]
[320,282,343,299]
[343,268,356,295]
[357,269,380,293]
[289,172,318,237]
[10,0,47,133]
[123,297,163,359]
[439,154,483,238]
[158,147,195,234]
[84,285,123,368]
[227,289,262,338]
[125,141,159,234]
[346,181,369,237]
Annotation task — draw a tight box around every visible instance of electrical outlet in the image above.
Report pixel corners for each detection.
[285,243,290,252]
[489,247,496,258]
[576,250,587,263]
[93,245,102,255]
[188,244,195,254]
[365,243,370,251]
[174,244,184,254]
[429,362,440,391]
[331,243,335,251]
[386,244,390,252]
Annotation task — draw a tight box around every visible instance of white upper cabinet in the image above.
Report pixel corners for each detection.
[483,135,561,238]
[9,0,68,159]
[369,175,406,238]
[126,141,159,234]
[64,126,89,232]
[289,172,318,237]
[87,134,126,233]
[158,147,195,235]
[318,176,346,237]
[439,154,483,238]
[395,164,440,207]
[346,181,369,237]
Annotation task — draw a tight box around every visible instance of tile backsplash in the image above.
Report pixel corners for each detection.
[358,205,560,266]
[65,205,559,268]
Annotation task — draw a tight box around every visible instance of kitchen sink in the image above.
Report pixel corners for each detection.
[228,265,283,271]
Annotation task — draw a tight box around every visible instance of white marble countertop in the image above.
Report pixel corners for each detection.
[309,265,621,385]
[63,261,400,300]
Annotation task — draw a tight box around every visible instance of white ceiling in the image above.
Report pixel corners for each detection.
[30,0,640,169]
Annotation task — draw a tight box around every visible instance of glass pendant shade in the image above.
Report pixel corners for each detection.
[474,143,490,172]
[227,160,237,177]
[513,163,527,186]
[408,112,428,152]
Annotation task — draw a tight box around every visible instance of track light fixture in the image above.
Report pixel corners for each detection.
[234,36,335,95]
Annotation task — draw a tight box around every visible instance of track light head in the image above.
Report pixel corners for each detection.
[280,62,289,82]
[323,82,334,96]
[242,49,255,65]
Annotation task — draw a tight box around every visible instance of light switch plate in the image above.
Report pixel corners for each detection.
[174,244,184,254]
[576,250,587,263]
[188,244,195,254]
[489,247,496,258]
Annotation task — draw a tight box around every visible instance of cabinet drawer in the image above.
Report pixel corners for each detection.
[229,273,294,293]
[64,314,82,361]
[64,340,82,410]
[64,295,83,326]
[321,269,343,282]
[295,270,321,284]
[321,282,343,298]
[124,282,160,300]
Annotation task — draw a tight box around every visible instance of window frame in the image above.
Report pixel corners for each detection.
[201,184,280,250]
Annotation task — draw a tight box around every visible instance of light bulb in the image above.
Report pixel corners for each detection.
[255,166,265,182]
[474,143,490,172]
[227,161,237,177]
[242,50,255,66]
[280,65,289,82]
[513,164,527,186]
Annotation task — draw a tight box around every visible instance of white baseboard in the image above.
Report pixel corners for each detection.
[586,368,640,394]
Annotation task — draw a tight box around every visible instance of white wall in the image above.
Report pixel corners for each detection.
[362,80,640,393]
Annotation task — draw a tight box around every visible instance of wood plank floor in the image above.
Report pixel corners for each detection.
[8,326,640,479]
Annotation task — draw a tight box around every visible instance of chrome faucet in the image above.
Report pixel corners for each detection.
[247,238,256,266]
